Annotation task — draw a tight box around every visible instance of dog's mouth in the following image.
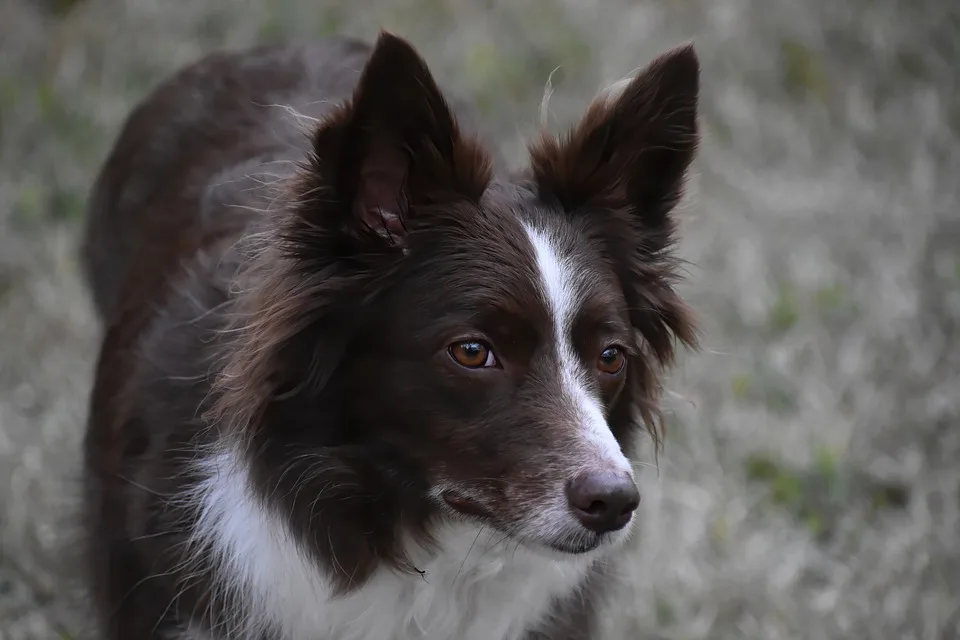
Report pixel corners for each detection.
[441,490,493,519]
[439,490,617,557]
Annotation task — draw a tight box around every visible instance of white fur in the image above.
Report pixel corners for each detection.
[521,221,634,477]
[188,449,595,640]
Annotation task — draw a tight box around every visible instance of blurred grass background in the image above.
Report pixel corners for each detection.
[1,0,958,638]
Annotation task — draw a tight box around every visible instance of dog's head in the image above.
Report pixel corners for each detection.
[212,32,699,565]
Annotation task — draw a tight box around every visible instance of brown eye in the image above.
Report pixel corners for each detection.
[597,346,625,375]
[449,341,497,369]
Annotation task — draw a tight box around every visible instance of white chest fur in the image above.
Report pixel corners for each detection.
[189,451,595,640]
[318,525,591,640]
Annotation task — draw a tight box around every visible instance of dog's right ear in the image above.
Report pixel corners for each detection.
[289,31,492,253]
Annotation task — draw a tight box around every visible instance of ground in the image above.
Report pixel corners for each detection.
[1,0,958,638]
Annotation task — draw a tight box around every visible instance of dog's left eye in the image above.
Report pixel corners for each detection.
[449,341,498,369]
[597,346,626,375]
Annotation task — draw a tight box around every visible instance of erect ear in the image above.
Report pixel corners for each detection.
[297,31,493,249]
[529,43,699,237]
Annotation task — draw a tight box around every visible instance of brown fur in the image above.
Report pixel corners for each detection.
[81,31,700,639]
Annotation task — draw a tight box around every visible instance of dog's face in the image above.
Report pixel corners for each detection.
[215,33,699,561]
[348,198,649,555]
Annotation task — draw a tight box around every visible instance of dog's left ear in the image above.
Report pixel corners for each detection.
[529,43,699,240]
[296,31,492,251]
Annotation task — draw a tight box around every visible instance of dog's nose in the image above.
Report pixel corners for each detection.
[565,470,640,534]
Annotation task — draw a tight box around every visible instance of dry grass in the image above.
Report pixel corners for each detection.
[1,0,958,638]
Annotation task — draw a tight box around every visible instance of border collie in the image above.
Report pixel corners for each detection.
[80,31,700,640]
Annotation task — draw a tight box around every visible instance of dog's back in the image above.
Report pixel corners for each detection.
[81,39,370,324]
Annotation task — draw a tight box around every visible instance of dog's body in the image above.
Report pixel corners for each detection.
[81,32,700,640]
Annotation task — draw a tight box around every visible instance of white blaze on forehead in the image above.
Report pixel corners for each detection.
[521,221,632,475]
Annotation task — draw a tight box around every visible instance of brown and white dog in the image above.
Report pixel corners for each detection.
[80,30,700,640]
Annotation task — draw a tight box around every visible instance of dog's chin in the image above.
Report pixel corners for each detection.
[542,535,604,555]
[527,527,630,559]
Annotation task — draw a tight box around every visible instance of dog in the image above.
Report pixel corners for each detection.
[80,30,700,640]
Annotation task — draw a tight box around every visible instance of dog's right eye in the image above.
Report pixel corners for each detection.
[448,341,498,369]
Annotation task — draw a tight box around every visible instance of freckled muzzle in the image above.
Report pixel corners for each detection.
[434,451,640,556]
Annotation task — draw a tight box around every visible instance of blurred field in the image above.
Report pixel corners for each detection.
[1,0,958,638]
